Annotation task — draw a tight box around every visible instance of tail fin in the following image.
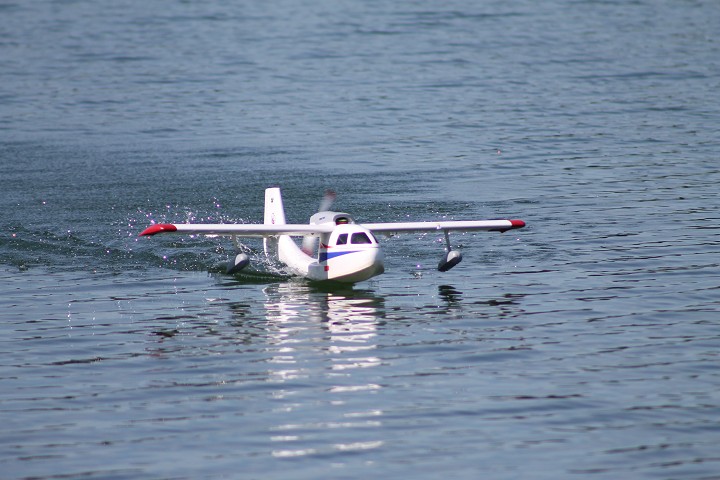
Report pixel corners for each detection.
[264,187,286,225]
[263,187,285,258]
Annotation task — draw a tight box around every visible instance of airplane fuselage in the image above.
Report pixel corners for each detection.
[273,219,385,283]
[310,223,385,282]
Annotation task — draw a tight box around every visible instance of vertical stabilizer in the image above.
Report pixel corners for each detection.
[263,187,285,259]
[264,187,287,225]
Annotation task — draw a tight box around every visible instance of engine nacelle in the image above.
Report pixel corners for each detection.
[438,250,462,272]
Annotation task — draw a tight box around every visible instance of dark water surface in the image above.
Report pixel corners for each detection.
[2,1,720,479]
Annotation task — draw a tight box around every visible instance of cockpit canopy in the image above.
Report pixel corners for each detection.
[336,231,374,245]
[327,224,378,247]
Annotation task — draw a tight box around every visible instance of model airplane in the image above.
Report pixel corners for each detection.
[140,187,525,283]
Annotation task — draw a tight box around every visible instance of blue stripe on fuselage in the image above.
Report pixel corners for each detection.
[319,250,360,263]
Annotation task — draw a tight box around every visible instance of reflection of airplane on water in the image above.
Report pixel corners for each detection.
[141,187,525,284]
[223,281,388,458]
[262,283,384,366]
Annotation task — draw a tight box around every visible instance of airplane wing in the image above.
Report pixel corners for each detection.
[360,219,525,234]
[139,223,335,237]
[140,219,525,237]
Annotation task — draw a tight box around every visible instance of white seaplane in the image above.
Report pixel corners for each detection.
[140,187,525,283]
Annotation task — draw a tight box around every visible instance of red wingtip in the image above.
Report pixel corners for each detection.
[510,219,526,229]
[140,224,177,236]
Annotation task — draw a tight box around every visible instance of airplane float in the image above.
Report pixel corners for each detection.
[140,187,525,284]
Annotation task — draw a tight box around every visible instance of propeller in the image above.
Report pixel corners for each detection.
[301,189,336,255]
[319,189,336,212]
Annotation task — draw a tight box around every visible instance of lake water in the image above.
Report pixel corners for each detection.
[2,0,720,478]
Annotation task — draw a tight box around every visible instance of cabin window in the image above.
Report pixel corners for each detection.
[351,232,372,244]
[336,233,348,245]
